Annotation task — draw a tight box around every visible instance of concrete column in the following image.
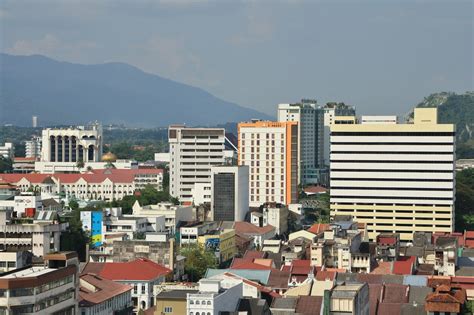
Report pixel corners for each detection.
[54,137,58,162]
[83,147,88,162]
[68,138,72,162]
[61,137,65,162]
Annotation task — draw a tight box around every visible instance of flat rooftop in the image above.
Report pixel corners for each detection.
[0,266,55,278]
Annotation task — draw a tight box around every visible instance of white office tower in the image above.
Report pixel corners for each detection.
[211,165,249,221]
[278,99,324,185]
[323,103,356,166]
[25,136,42,158]
[330,108,456,241]
[168,125,225,205]
[238,121,299,207]
[32,115,38,128]
[41,123,103,163]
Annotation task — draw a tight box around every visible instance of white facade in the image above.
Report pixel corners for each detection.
[192,182,212,205]
[168,126,225,205]
[34,159,138,173]
[210,165,249,222]
[132,201,194,235]
[330,108,456,241]
[361,116,398,124]
[25,136,42,158]
[0,251,28,273]
[0,143,14,160]
[186,279,243,315]
[154,152,171,164]
[41,123,103,163]
[278,101,324,184]
[262,204,289,235]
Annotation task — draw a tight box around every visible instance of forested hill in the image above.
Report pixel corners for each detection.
[409,92,474,158]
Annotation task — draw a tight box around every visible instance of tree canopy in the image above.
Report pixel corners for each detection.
[180,244,218,282]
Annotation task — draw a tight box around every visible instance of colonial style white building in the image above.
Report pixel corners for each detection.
[0,168,163,202]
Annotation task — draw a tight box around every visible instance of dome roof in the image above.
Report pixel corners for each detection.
[101,152,117,162]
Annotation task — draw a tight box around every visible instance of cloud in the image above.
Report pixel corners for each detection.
[145,35,201,75]
[228,3,275,46]
[6,34,60,55]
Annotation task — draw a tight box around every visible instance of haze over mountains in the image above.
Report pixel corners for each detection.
[0,53,272,127]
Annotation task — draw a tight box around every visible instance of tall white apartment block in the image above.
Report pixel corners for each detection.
[0,143,14,159]
[168,125,225,205]
[330,108,456,241]
[41,123,103,163]
[25,136,42,158]
[211,165,249,221]
[278,99,324,185]
[238,121,299,207]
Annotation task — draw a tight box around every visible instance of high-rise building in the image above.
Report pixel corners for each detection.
[25,136,42,158]
[32,115,38,128]
[330,108,455,241]
[41,123,103,163]
[238,121,299,207]
[210,165,249,221]
[278,99,324,185]
[168,125,225,205]
[323,103,356,166]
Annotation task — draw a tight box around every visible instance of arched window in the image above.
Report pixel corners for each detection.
[196,300,200,305]
[207,301,211,305]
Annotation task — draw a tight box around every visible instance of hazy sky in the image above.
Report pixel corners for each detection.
[1,0,472,117]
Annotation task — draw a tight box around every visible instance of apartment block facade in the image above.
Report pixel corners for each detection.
[330,108,456,241]
[168,125,226,205]
[238,121,299,207]
[278,101,324,185]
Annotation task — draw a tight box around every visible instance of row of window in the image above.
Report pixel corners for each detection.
[331,132,455,136]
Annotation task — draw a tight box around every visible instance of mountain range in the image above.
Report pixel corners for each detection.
[0,53,271,127]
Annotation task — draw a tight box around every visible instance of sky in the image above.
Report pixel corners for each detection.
[1,0,472,117]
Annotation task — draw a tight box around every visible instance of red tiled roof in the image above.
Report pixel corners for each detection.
[465,231,474,238]
[377,302,403,315]
[0,168,163,186]
[303,186,327,194]
[290,260,311,267]
[234,221,276,235]
[465,239,474,248]
[231,260,275,271]
[82,258,171,281]
[79,273,132,307]
[393,260,413,275]
[253,259,273,268]
[357,274,383,284]
[307,223,330,235]
[291,266,312,275]
[377,236,397,245]
[243,250,266,260]
[295,296,323,315]
[316,270,336,281]
[371,262,392,275]
[368,284,383,315]
[382,283,409,303]
[13,157,36,161]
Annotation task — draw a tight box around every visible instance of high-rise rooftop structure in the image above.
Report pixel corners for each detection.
[329,108,455,241]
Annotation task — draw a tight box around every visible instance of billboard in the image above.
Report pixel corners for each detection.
[91,211,103,248]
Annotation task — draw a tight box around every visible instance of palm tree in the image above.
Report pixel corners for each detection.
[76,159,85,171]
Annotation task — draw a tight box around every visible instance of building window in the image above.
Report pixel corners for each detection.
[141,284,146,294]
[164,306,173,313]
[133,284,137,294]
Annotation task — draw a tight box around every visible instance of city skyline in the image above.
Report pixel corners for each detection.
[1,0,472,118]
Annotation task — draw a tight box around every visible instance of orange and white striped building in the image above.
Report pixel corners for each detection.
[238,121,299,207]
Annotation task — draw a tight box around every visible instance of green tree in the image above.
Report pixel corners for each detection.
[69,199,79,210]
[180,244,218,282]
[455,169,474,232]
[0,157,12,173]
[76,159,85,170]
[60,208,89,261]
